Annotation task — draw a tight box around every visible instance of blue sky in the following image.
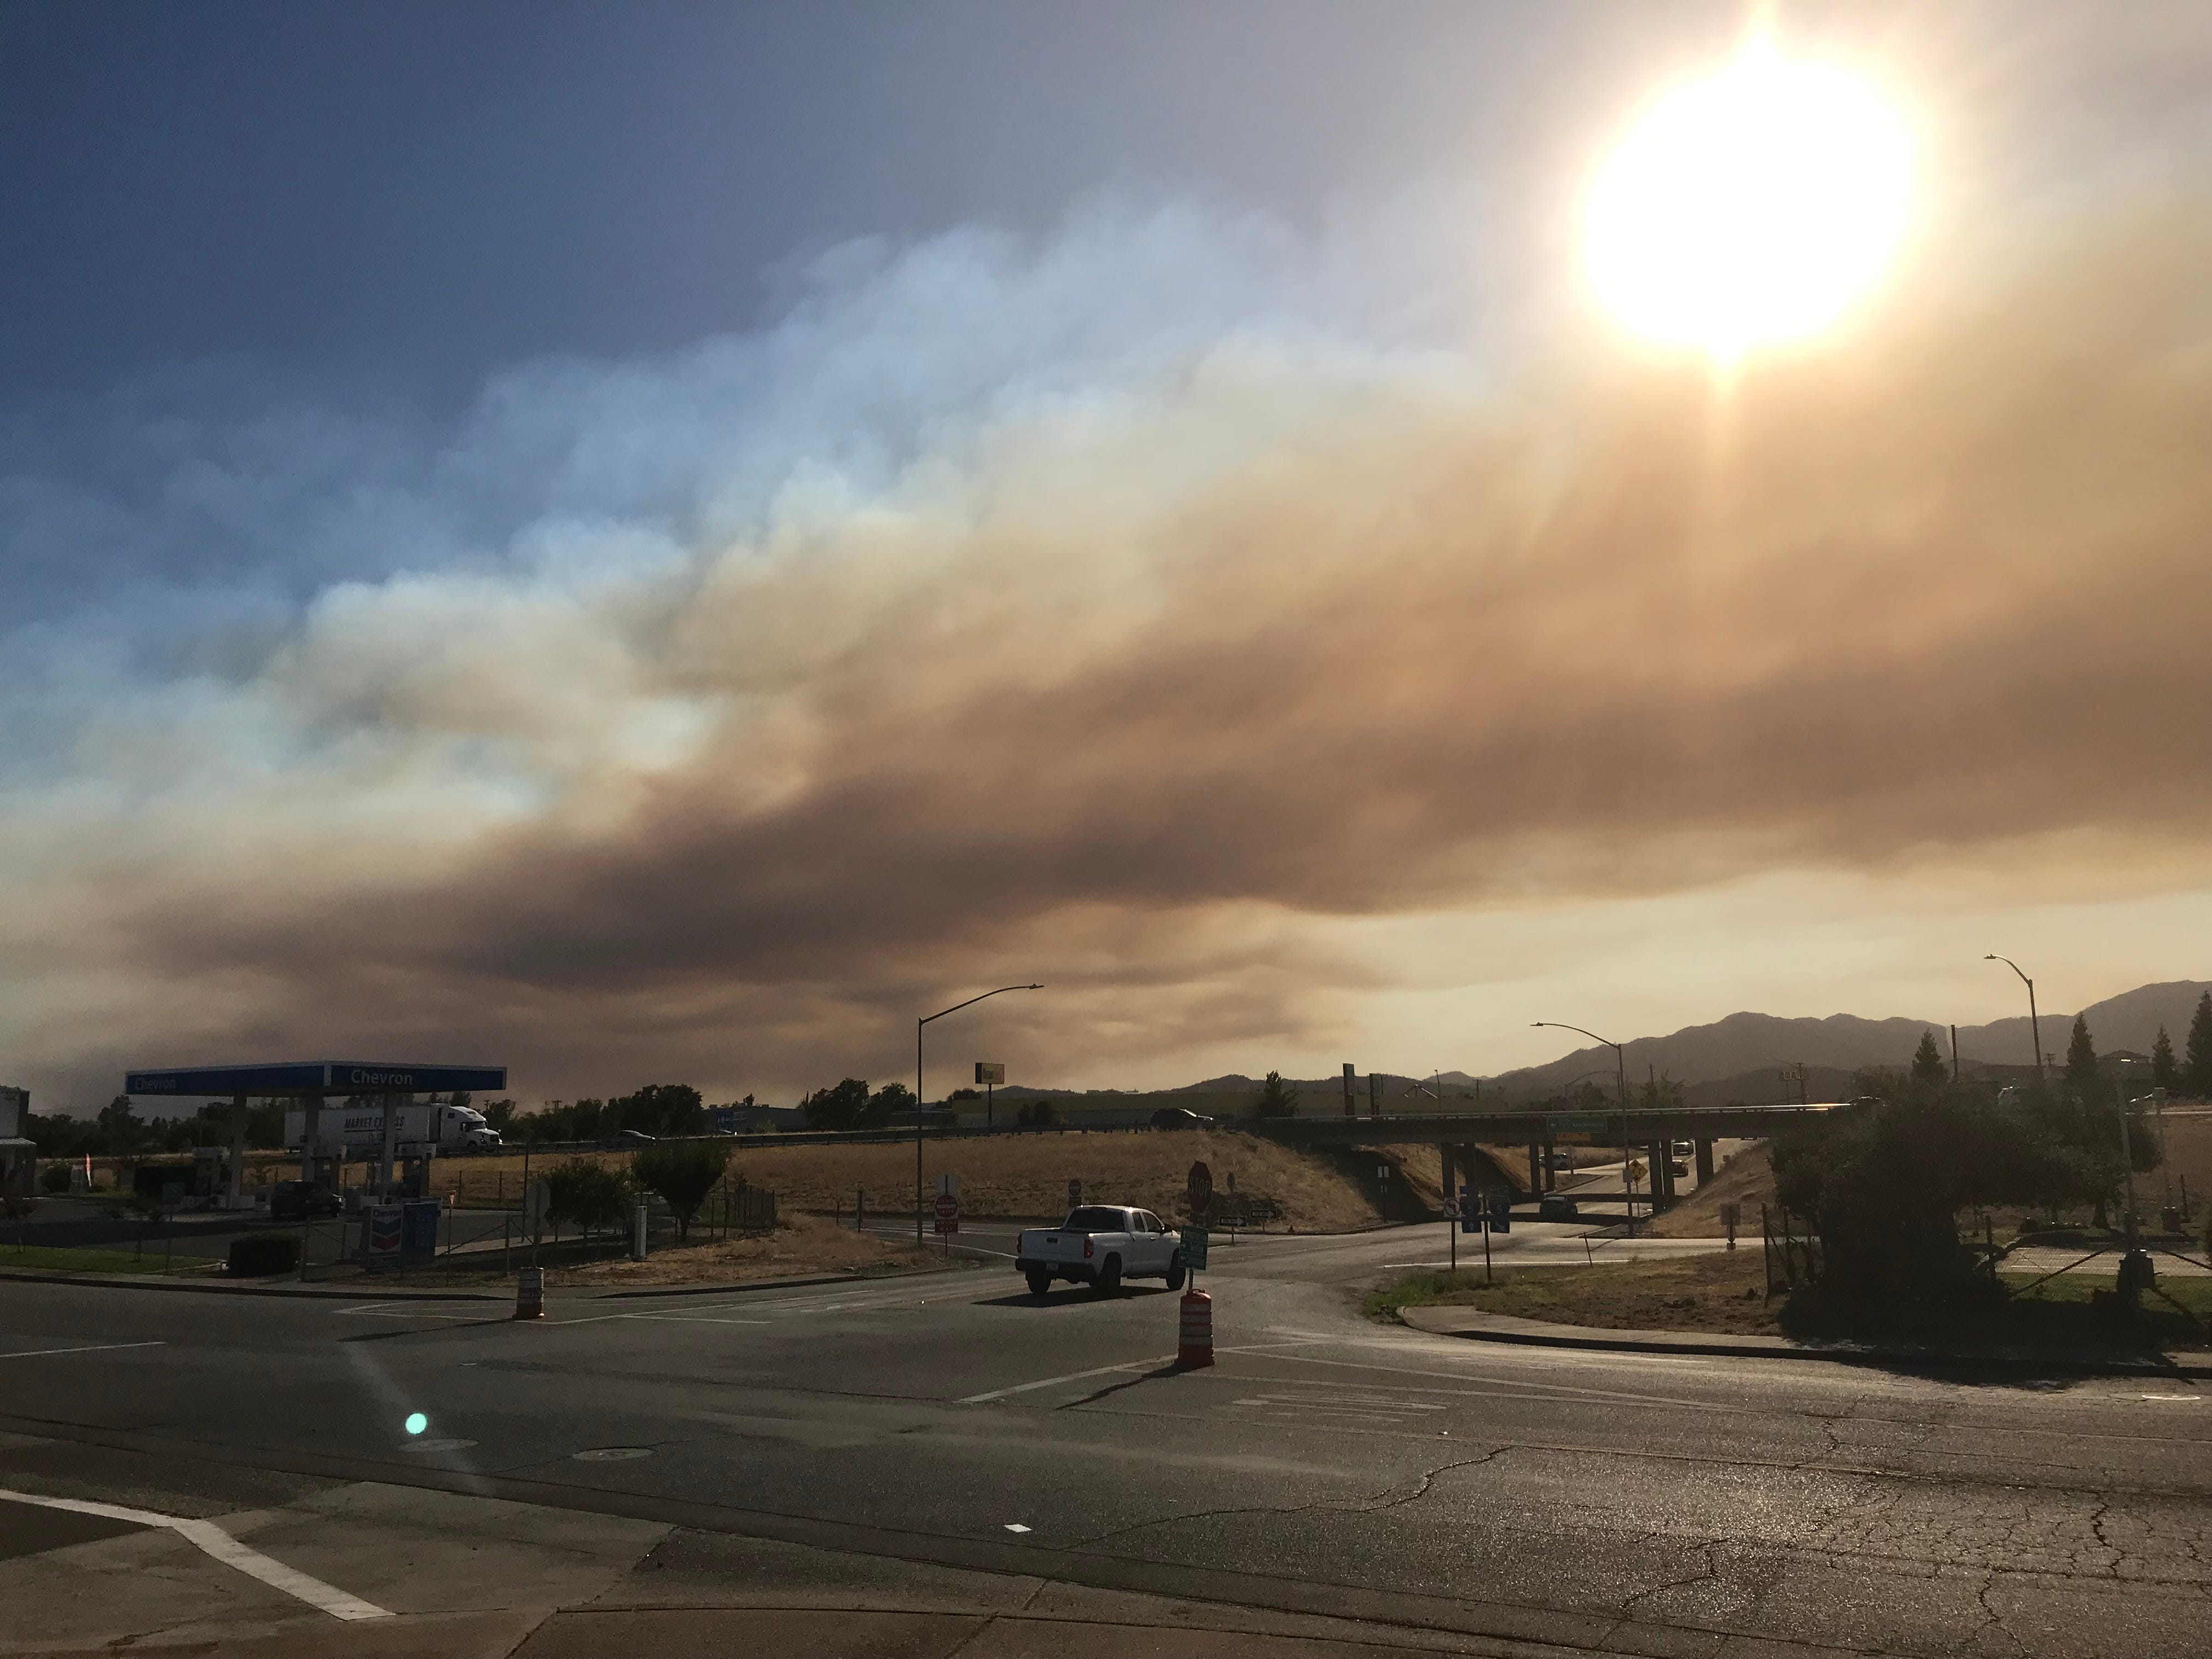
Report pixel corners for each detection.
[4,3,2209,1108]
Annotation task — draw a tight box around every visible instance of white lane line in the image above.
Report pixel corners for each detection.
[960,1354,1179,1404]
[0,1341,165,1362]
[1259,1325,1712,1370]
[334,1310,493,1322]
[624,1314,772,1326]
[544,1284,944,1327]
[1234,1348,1744,1412]
[0,1487,388,1620]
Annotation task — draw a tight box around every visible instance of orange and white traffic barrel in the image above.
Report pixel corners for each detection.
[1177,1288,1214,1367]
[514,1266,544,1319]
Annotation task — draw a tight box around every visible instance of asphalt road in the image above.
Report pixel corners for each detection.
[3,1222,2208,1657]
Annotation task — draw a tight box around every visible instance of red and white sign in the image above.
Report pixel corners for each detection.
[1187,1160,1213,1219]
[934,1192,960,1235]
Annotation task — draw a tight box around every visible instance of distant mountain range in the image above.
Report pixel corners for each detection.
[1485,979,2209,1099]
[1000,979,2209,1107]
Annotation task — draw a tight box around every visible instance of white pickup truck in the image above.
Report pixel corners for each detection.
[1017,1205,1187,1296]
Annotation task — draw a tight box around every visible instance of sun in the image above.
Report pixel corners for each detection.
[1583,43,1916,362]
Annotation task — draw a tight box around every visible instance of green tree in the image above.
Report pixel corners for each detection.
[630,1139,732,1242]
[1773,1085,2105,1303]
[1910,1030,1948,1089]
[2064,1014,2102,1102]
[95,1095,143,1159]
[1254,1071,1300,1120]
[543,1159,631,1235]
[1636,1071,1685,1110]
[614,1084,706,1137]
[802,1079,871,1131]
[26,1110,98,1159]
[2151,1026,2180,1093]
[2186,992,2212,1100]
[864,1082,915,1127]
[1015,1098,1058,1127]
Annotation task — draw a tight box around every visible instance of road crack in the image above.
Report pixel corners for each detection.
[1067,1446,1510,1549]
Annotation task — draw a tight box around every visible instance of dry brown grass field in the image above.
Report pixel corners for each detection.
[431,1128,1384,1230]
[1645,1141,1775,1237]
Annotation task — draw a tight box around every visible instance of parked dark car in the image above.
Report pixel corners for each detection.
[1149,1107,1216,1130]
[267,1181,342,1221]
[1538,1195,1581,1221]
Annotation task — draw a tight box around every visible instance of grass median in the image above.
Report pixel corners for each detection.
[1369,1248,2212,1352]
[0,1244,196,1276]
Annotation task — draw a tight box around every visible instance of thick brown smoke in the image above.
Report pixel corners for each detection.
[19,201,2212,1100]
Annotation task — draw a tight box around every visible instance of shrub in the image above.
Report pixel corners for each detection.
[630,1140,732,1242]
[1772,1085,2108,1304]
[544,1158,632,1234]
[40,1163,71,1193]
[228,1234,301,1277]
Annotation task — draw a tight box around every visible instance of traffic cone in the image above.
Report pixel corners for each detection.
[1177,1288,1214,1367]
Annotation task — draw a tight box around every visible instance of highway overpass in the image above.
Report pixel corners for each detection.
[1253,1102,1851,1203]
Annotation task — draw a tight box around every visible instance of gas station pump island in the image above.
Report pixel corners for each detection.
[123,1061,507,1210]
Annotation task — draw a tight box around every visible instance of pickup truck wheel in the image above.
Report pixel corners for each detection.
[1093,1255,1122,1295]
[1165,1251,1186,1290]
[1024,1269,1052,1296]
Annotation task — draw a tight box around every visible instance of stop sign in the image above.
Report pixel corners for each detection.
[1187,1160,1213,1217]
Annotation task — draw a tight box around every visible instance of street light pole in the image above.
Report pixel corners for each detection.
[1535,1020,1633,1234]
[2114,1057,2143,1243]
[917,984,1043,1243]
[1532,1023,1627,1107]
[1984,955,2045,1084]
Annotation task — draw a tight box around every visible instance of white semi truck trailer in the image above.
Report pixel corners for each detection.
[284,1099,503,1156]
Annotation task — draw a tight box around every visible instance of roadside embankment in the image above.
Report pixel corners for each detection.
[436,1130,1385,1231]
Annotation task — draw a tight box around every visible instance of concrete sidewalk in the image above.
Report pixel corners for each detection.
[0,1465,1638,1659]
[1399,1303,2212,1376]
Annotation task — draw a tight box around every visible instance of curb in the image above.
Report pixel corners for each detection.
[591,1263,957,1300]
[0,1268,501,1301]
[1398,1307,2212,1378]
[0,1260,965,1304]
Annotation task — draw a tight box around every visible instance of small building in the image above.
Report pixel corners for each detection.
[0,1086,34,1199]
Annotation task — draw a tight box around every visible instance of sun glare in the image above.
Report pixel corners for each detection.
[1583,44,1915,362]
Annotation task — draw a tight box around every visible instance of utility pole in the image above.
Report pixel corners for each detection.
[1949,1024,1960,1082]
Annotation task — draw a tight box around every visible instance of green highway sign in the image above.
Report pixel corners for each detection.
[1181,1224,1209,1271]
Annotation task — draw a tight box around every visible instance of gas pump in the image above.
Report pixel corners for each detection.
[397,1148,435,1200]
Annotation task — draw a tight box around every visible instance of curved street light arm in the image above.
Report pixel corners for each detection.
[1533,1021,1629,1108]
[917,984,1046,1241]
[1983,955,2045,1082]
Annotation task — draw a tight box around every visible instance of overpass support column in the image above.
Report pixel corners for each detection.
[1649,1142,1672,1207]
[1438,1143,1455,1213]
[1528,1143,1541,1197]
[1695,1138,1715,1186]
